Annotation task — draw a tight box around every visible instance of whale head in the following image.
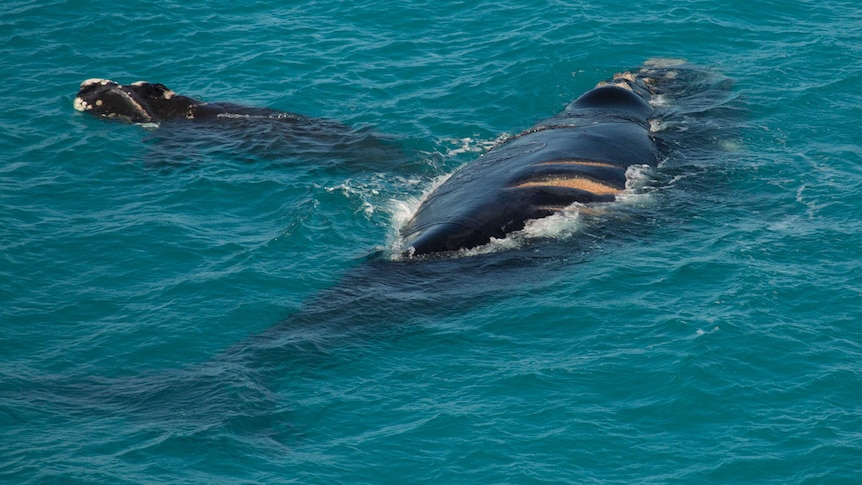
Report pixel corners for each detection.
[74,79,195,123]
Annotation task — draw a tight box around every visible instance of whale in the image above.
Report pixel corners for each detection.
[74,78,312,124]
[74,63,726,257]
[398,71,663,256]
[73,78,406,170]
[35,61,736,440]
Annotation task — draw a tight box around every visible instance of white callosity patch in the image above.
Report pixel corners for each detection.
[73,78,152,121]
[74,78,110,112]
[80,78,113,88]
[73,96,90,112]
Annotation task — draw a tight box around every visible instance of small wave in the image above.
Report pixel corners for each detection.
[324,178,381,218]
[694,326,720,338]
[136,122,161,130]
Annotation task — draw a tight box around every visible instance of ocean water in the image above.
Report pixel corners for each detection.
[2,0,862,483]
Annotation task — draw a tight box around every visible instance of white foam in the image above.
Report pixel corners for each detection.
[649,94,671,109]
[387,172,456,229]
[325,178,380,218]
[719,139,742,151]
[216,113,266,120]
[388,205,588,261]
[694,326,720,338]
[388,197,422,231]
[495,206,585,245]
[624,164,654,190]
[442,134,507,156]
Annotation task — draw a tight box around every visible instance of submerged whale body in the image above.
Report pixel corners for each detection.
[398,70,667,256]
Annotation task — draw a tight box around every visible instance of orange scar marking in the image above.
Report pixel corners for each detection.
[514,177,622,195]
[535,159,619,168]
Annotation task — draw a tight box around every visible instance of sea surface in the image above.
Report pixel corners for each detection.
[2,0,862,483]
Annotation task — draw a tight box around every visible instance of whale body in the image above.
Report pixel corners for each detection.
[398,73,661,256]
[74,78,308,124]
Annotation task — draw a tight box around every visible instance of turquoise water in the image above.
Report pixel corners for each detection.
[3,0,862,482]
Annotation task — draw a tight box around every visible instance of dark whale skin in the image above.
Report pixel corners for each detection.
[399,84,658,256]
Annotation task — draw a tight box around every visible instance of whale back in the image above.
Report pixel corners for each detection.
[565,85,653,120]
[398,73,664,256]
